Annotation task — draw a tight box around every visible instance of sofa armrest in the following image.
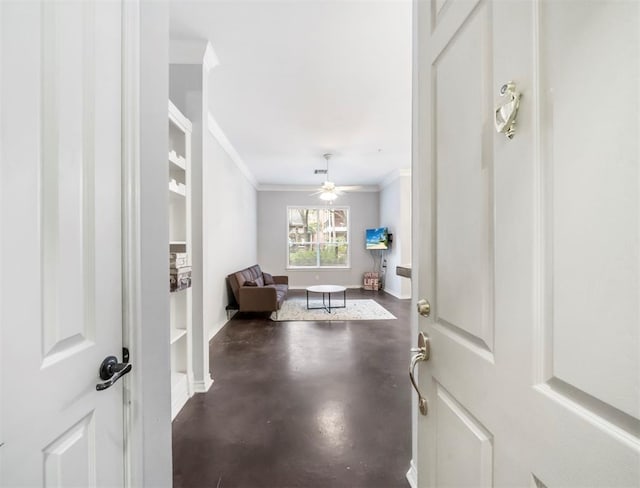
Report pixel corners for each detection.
[273,275,289,285]
[238,286,278,311]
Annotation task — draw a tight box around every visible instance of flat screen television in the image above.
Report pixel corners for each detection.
[366,227,389,250]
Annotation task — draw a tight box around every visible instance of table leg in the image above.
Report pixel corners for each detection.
[306,289,346,313]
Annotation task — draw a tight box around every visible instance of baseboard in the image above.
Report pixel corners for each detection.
[208,320,227,342]
[191,375,214,393]
[383,287,412,300]
[289,285,406,297]
[171,375,190,421]
[289,285,363,290]
[406,459,417,488]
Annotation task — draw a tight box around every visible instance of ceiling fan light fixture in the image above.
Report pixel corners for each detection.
[316,153,340,201]
[319,191,338,202]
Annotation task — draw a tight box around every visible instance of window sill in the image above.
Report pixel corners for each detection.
[286,266,352,271]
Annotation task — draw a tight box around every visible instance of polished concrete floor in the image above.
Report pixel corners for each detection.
[172,289,412,488]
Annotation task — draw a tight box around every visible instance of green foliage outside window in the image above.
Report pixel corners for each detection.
[287,207,349,268]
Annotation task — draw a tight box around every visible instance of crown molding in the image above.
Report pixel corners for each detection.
[258,184,379,192]
[379,168,411,189]
[202,43,219,72]
[207,112,258,189]
[169,40,220,70]
[258,185,321,192]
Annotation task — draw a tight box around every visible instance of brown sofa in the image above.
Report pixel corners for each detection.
[227,265,289,315]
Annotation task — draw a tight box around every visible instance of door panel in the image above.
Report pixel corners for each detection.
[538,0,639,420]
[434,1,494,353]
[414,0,640,486]
[43,414,96,488]
[432,0,451,27]
[1,1,125,485]
[434,384,493,488]
[42,0,97,365]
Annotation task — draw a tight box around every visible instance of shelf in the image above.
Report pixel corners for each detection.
[169,151,187,171]
[170,328,187,344]
[170,243,187,257]
[169,181,186,197]
[170,286,190,294]
[396,265,412,278]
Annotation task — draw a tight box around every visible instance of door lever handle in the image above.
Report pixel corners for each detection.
[409,332,430,415]
[96,353,132,391]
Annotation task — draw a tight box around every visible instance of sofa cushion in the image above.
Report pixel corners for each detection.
[263,272,275,285]
[266,284,288,308]
[246,276,264,287]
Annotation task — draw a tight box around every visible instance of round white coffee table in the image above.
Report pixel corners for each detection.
[305,285,347,313]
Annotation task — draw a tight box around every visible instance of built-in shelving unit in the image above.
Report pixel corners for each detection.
[168,100,193,420]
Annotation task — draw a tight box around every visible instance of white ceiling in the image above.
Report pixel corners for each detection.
[170,0,412,188]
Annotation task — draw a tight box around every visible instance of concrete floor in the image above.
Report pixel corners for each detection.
[172,289,412,488]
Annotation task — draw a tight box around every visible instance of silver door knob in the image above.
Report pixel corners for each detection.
[416,299,431,317]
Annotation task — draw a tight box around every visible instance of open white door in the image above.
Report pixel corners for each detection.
[412,0,639,485]
[1,1,128,485]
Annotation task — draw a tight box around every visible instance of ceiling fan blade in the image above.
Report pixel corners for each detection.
[336,185,366,191]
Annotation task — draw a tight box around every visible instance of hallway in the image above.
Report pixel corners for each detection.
[172,289,412,488]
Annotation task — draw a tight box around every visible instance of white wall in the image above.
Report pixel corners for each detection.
[257,190,379,288]
[203,124,258,339]
[169,65,200,114]
[380,170,412,298]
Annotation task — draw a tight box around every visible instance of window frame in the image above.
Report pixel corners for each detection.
[286,205,351,270]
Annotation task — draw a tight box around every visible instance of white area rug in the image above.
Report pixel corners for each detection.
[271,298,396,321]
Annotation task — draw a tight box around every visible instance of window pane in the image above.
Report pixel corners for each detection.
[332,209,348,231]
[288,243,318,267]
[288,208,318,245]
[287,207,349,268]
[319,243,349,267]
[318,209,348,244]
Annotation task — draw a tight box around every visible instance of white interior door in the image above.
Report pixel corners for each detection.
[1,1,126,485]
[413,0,639,485]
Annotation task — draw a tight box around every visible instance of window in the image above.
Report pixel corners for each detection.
[287,207,350,268]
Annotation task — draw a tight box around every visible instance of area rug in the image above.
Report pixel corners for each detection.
[271,298,396,321]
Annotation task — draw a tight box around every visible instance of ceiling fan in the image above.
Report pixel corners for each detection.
[311,153,364,201]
